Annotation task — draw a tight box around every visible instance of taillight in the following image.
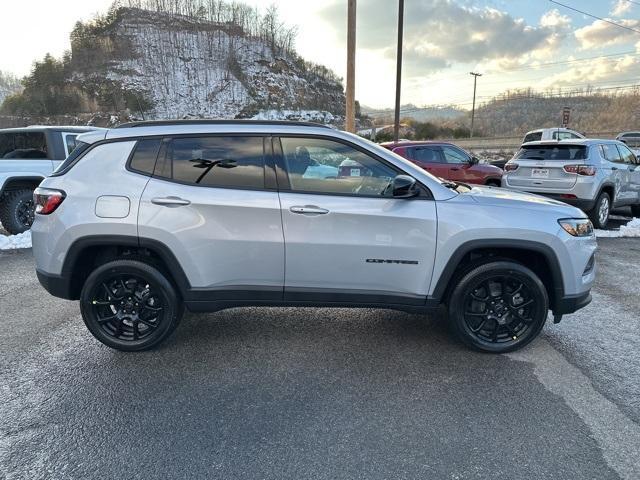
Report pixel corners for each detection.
[33,188,66,215]
[563,165,595,176]
[504,163,519,172]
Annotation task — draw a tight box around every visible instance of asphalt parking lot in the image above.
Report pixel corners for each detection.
[1,239,639,480]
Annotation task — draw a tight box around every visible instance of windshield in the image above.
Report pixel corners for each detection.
[515,145,587,161]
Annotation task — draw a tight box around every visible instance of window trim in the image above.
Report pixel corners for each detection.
[149,133,273,192]
[274,134,434,200]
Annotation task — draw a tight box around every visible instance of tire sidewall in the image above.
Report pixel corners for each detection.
[449,261,549,353]
[1,189,34,234]
[590,192,610,229]
[80,260,182,351]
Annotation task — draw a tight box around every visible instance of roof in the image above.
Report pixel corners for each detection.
[115,119,332,129]
[0,125,104,133]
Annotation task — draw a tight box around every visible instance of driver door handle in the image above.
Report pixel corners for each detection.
[290,205,329,215]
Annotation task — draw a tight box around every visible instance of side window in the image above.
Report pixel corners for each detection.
[555,132,573,140]
[569,133,582,139]
[129,138,162,175]
[411,147,442,163]
[162,136,265,188]
[64,134,78,156]
[616,144,637,165]
[601,144,623,163]
[0,132,48,159]
[523,132,542,143]
[441,146,469,164]
[280,137,398,197]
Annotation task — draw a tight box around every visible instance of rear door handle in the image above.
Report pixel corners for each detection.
[151,196,191,207]
[290,205,329,215]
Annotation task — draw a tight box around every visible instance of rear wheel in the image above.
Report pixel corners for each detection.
[631,205,640,218]
[80,259,183,351]
[588,192,610,229]
[0,189,35,234]
[448,261,549,353]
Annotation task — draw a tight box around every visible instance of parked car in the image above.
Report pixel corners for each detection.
[522,128,584,144]
[380,141,502,186]
[502,139,640,228]
[33,120,595,354]
[615,131,640,152]
[0,125,104,234]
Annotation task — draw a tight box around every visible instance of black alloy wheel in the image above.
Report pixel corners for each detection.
[448,261,549,353]
[80,260,183,351]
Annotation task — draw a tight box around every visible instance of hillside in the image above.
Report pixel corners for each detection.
[2,2,345,122]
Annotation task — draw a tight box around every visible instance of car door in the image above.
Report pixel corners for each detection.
[138,135,285,296]
[275,136,437,304]
[407,146,449,178]
[600,143,630,205]
[616,143,640,205]
[440,145,478,183]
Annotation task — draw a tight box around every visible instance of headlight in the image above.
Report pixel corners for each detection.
[558,218,594,237]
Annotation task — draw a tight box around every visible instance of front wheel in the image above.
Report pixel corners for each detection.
[448,261,549,353]
[0,189,35,234]
[80,259,184,351]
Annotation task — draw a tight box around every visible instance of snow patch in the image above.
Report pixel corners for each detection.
[596,218,640,238]
[0,230,32,250]
[252,109,337,124]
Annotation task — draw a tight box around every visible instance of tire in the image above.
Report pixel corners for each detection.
[448,260,549,353]
[0,189,35,235]
[485,179,501,187]
[80,259,184,351]
[631,205,640,218]
[588,191,611,229]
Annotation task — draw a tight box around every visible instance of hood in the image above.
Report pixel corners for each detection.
[460,185,586,218]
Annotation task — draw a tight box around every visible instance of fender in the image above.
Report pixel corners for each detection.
[0,175,46,197]
[429,238,565,308]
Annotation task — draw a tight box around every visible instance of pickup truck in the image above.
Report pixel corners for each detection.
[0,125,103,234]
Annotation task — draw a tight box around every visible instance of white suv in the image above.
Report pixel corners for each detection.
[32,120,597,353]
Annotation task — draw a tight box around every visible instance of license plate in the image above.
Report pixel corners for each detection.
[531,168,549,178]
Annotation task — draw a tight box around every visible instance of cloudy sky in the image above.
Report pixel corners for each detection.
[1,0,639,109]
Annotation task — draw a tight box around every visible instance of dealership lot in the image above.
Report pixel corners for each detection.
[1,239,639,479]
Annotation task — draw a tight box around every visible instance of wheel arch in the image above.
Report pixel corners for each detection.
[431,239,564,312]
[60,235,191,300]
[0,176,45,197]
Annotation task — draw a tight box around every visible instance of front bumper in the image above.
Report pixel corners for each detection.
[554,290,592,315]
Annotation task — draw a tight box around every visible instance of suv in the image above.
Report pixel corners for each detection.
[0,125,103,234]
[522,128,584,144]
[32,120,596,353]
[380,141,502,186]
[502,139,640,229]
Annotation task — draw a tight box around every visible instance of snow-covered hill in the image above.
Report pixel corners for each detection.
[69,7,345,120]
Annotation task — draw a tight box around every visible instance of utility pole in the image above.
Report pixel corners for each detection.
[345,0,356,133]
[469,72,482,138]
[393,0,404,143]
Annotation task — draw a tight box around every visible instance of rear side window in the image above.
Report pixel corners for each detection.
[64,134,78,156]
[129,139,162,175]
[0,131,48,159]
[161,136,265,188]
[52,141,91,175]
[600,144,622,163]
[515,145,587,161]
[523,132,542,143]
[411,146,442,163]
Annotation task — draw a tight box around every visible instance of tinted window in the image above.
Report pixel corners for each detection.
[600,144,622,163]
[0,132,48,159]
[515,145,587,160]
[441,146,469,164]
[412,147,442,163]
[166,136,264,188]
[129,139,162,175]
[523,132,542,143]
[280,137,398,197]
[64,134,78,156]
[616,144,637,164]
[553,131,577,140]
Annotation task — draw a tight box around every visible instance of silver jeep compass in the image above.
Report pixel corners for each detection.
[502,139,640,228]
[32,120,596,353]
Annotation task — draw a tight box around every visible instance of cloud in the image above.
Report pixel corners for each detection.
[611,0,633,17]
[575,18,640,49]
[540,54,640,88]
[318,1,570,77]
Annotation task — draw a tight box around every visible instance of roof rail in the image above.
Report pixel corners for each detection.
[115,119,333,129]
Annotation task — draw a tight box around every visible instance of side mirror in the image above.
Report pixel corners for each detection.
[392,175,420,198]
[469,156,480,165]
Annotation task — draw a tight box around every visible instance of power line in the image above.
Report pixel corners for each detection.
[493,50,640,74]
[549,1,640,34]
[623,0,640,7]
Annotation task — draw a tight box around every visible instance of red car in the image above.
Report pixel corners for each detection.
[380,141,502,186]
